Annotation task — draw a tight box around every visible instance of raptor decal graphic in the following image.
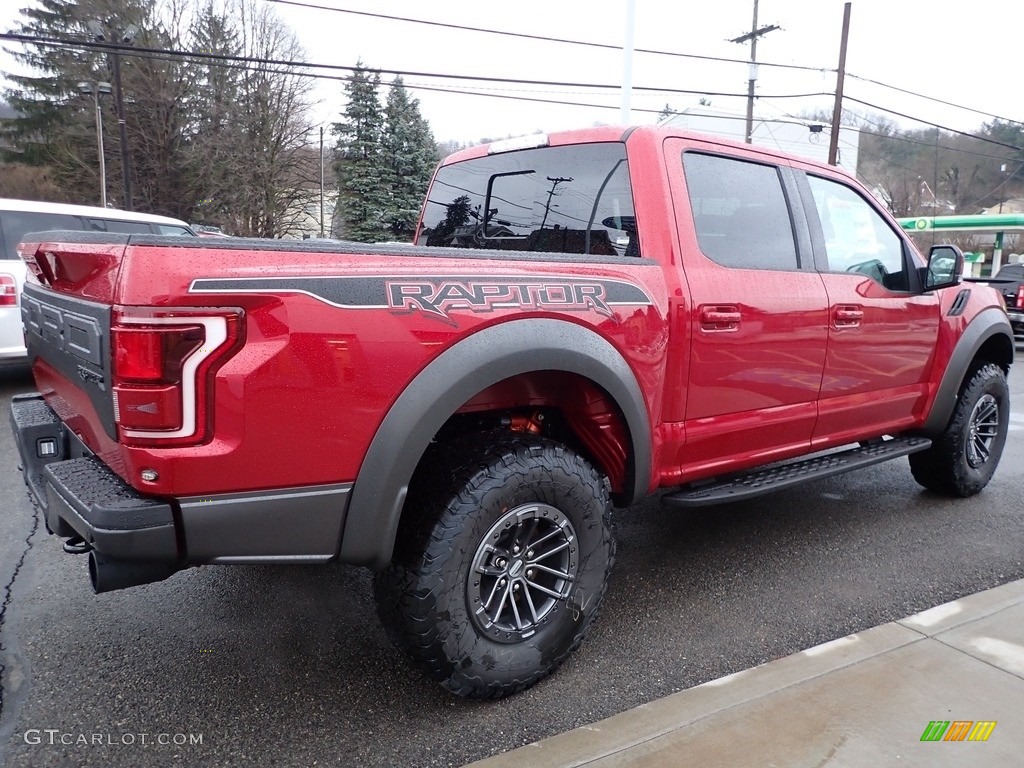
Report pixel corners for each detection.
[189,275,653,322]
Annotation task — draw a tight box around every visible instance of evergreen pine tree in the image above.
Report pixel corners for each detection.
[184,2,245,227]
[332,61,388,242]
[381,77,438,241]
[2,0,129,198]
[2,0,188,211]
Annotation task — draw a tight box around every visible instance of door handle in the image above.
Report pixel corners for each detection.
[700,305,741,332]
[833,305,863,328]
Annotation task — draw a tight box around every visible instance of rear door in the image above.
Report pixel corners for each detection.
[796,170,940,445]
[667,142,830,475]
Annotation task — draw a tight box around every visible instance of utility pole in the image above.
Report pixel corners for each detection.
[88,21,137,210]
[730,0,779,144]
[111,49,132,210]
[827,3,852,166]
[539,177,572,231]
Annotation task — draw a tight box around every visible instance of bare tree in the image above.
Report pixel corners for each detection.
[188,0,314,237]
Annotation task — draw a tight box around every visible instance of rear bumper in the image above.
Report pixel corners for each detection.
[10,393,353,569]
[10,393,179,561]
[1008,308,1024,337]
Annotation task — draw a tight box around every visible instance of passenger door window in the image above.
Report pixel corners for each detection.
[683,152,799,271]
[806,175,909,291]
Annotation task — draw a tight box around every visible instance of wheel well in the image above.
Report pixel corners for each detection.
[973,332,1014,375]
[433,371,633,498]
[338,317,651,568]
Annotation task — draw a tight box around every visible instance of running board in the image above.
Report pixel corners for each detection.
[662,437,933,509]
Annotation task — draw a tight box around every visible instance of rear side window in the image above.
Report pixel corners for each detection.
[0,211,84,259]
[683,152,799,270]
[418,142,640,257]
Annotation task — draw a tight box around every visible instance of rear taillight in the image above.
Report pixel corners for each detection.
[1017,285,1023,309]
[114,325,204,383]
[112,307,242,445]
[0,274,16,306]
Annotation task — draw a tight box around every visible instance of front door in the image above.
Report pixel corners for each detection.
[799,171,940,446]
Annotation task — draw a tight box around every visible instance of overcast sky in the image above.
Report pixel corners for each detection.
[2,0,1022,144]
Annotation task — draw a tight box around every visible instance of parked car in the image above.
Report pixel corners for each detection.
[992,262,1024,338]
[193,224,231,238]
[0,198,195,367]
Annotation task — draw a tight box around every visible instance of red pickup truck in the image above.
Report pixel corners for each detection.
[11,126,1014,698]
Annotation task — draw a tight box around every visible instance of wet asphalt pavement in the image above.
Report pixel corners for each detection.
[1,353,1022,767]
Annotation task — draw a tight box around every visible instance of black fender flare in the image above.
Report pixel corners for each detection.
[921,307,1014,436]
[338,318,653,568]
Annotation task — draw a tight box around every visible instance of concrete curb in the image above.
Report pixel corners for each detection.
[466,579,1024,767]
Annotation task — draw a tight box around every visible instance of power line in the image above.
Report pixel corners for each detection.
[844,96,1024,153]
[847,72,1024,128]
[0,31,769,122]
[407,83,660,117]
[0,32,830,101]
[6,31,1022,160]
[262,0,1024,138]
[857,126,1018,162]
[733,99,1021,167]
[261,0,834,74]
[266,0,1024,137]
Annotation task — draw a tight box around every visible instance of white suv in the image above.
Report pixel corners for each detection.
[0,199,195,367]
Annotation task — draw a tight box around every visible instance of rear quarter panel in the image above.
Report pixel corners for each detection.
[112,242,671,497]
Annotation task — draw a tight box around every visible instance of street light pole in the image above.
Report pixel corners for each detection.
[79,81,112,208]
[319,125,325,238]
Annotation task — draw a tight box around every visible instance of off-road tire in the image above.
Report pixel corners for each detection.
[374,432,615,698]
[909,362,1009,497]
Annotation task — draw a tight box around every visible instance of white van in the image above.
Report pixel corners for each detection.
[0,198,195,367]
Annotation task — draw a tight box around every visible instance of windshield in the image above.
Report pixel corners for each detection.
[417,142,640,257]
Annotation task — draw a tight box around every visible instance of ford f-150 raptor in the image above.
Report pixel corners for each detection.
[11,126,1014,698]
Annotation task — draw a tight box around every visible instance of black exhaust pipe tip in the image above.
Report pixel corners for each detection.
[88,550,180,594]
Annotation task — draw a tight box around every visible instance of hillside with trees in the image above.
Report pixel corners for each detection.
[858,117,1024,218]
[2,0,439,240]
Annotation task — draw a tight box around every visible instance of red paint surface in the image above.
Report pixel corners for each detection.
[24,126,1008,499]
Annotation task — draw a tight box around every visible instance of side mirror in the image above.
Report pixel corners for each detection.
[922,244,963,291]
